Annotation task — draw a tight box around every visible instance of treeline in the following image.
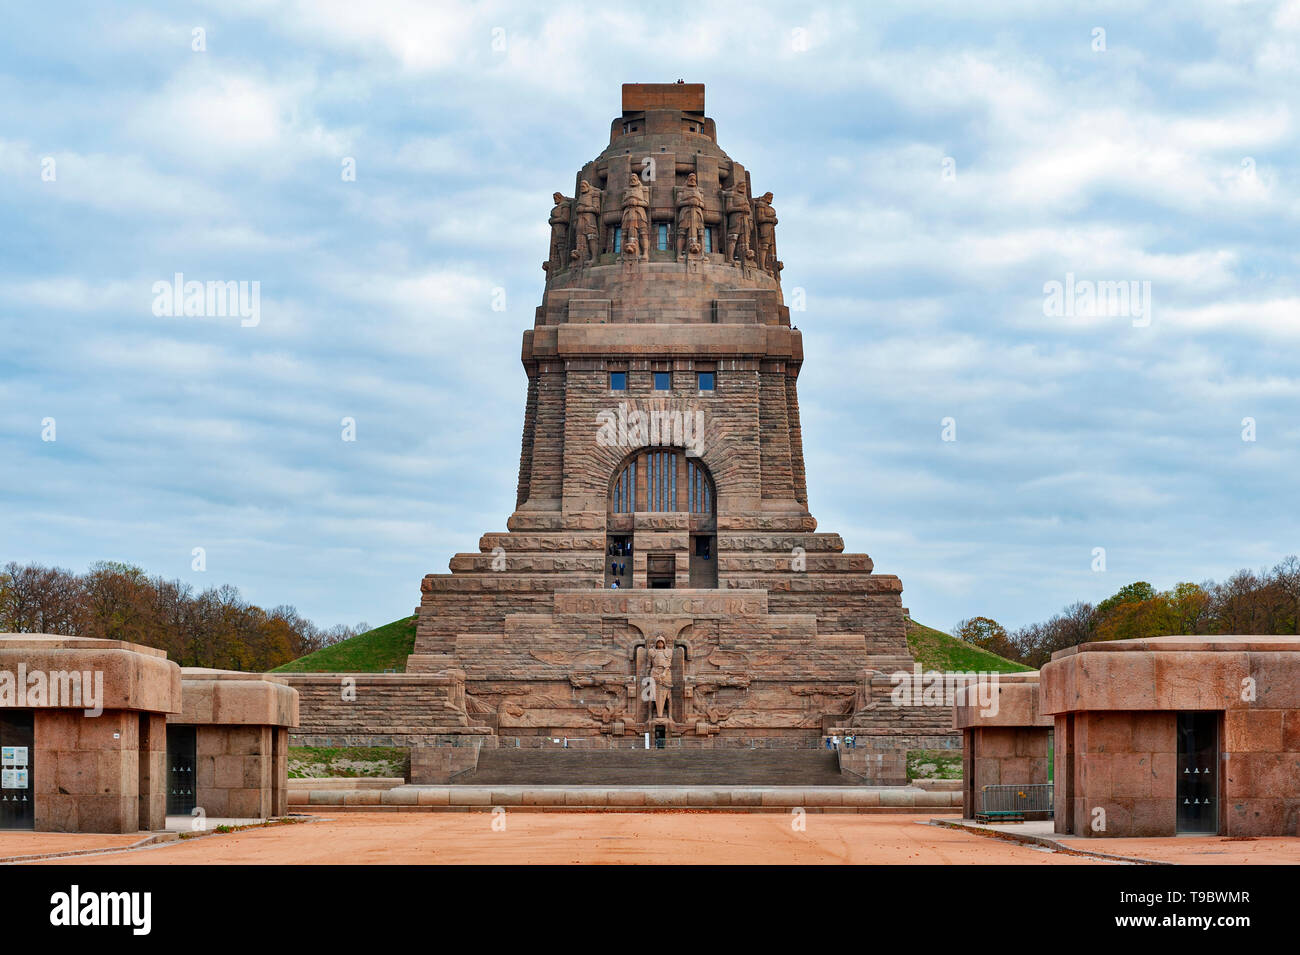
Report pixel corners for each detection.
[954,555,1300,669]
[0,560,368,672]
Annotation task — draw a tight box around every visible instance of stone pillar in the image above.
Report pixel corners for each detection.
[172,670,299,821]
[137,712,168,831]
[527,363,566,506]
[516,372,538,507]
[34,709,140,834]
[270,727,289,817]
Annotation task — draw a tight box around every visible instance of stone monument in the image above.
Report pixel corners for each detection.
[404,84,949,755]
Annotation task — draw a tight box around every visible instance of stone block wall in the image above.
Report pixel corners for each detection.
[195,724,273,818]
[1043,636,1300,837]
[837,733,960,785]
[1222,708,1300,836]
[170,668,299,821]
[410,736,491,783]
[32,709,144,834]
[1054,710,1177,838]
[963,726,1051,818]
[277,672,490,748]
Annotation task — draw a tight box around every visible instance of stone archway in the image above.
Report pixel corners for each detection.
[606,448,716,589]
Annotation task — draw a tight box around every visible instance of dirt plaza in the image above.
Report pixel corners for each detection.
[3,812,1293,865]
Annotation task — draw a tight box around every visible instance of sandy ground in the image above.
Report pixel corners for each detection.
[28,812,1105,865]
[0,830,145,859]
[10,813,1295,864]
[1054,833,1300,865]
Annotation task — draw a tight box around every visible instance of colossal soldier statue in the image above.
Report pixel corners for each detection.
[754,191,778,275]
[620,173,650,262]
[724,174,752,265]
[546,192,572,273]
[674,172,705,262]
[574,179,603,266]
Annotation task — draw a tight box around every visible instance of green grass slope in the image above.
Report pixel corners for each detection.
[271,615,417,673]
[906,620,1033,673]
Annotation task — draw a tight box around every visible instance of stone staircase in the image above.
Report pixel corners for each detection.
[455,748,851,786]
[838,669,966,736]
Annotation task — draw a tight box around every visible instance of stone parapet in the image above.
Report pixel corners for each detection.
[287,784,962,812]
[174,668,298,727]
[0,632,181,714]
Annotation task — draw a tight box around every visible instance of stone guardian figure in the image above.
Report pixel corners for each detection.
[754,191,778,275]
[723,175,752,266]
[648,637,673,719]
[620,174,650,262]
[674,172,705,262]
[575,179,603,266]
[546,192,572,273]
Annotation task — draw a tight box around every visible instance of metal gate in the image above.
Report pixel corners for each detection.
[976,783,1053,822]
[1177,711,1218,834]
[166,724,197,816]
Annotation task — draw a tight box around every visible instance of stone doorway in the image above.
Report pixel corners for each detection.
[647,554,675,588]
[166,724,197,816]
[690,535,717,587]
[1176,711,1218,834]
[605,534,632,589]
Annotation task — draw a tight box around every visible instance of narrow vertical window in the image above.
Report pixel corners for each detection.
[658,223,668,251]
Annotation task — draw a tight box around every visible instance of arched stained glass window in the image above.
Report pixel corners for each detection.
[609,449,713,514]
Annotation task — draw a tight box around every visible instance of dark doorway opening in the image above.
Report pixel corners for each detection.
[647,553,675,589]
[654,725,666,749]
[167,724,197,816]
[689,535,717,588]
[605,534,632,589]
[0,711,35,830]
[965,731,977,819]
[1176,711,1218,834]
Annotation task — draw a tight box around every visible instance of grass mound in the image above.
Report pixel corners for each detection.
[906,620,1032,673]
[271,615,417,673]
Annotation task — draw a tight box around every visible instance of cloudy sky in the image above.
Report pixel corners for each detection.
[2,1,1297,636]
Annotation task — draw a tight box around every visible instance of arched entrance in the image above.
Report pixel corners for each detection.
[606,448,716,588]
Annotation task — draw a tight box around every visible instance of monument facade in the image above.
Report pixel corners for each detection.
[404,84,948,750]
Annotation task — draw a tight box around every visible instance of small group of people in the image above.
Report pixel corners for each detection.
[609,539,630,588]
[824,734,856,750]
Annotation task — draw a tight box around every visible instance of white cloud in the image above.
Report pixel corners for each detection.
[3,0,1299,636]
